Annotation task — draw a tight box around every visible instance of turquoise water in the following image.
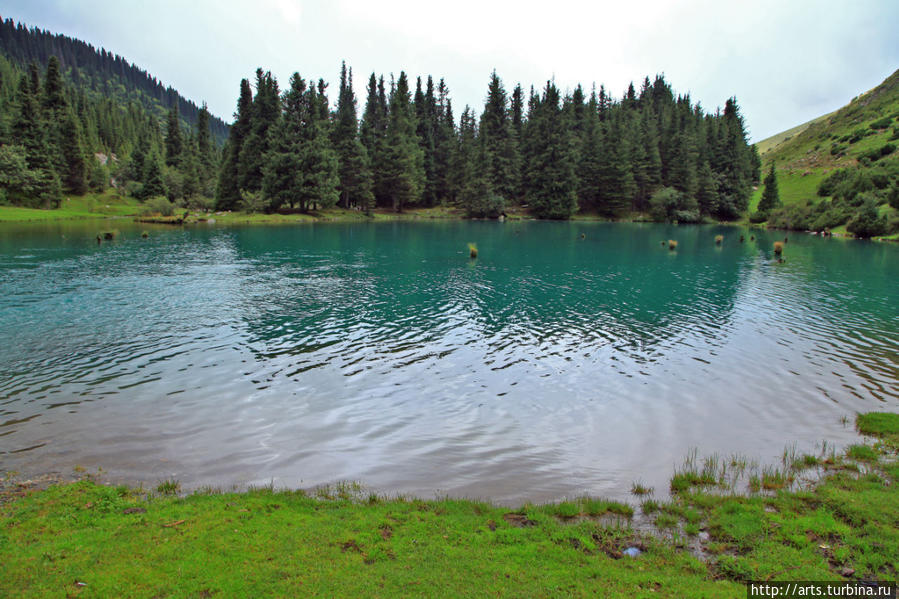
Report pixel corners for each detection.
[0,221,897,503]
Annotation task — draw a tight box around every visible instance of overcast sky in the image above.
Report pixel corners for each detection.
[3,0,898,142]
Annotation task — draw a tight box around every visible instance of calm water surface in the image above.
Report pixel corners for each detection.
[0,221,897,503]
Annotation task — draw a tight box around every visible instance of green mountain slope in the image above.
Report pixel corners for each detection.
[750,69,899,237]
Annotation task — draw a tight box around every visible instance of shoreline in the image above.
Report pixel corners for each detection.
[3,412,897,596]
[2,203,896,242]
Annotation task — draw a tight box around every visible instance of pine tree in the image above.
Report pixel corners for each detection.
[525,81,578,219]
[383,71,424,211]
[432,78,455,203]
[141,151,166,199]
[757,162,780,214]
[262,73,305,211]
[479,70,519,200]
[57,109,88,194]
[11,70,61,206]
[216,78,252,209]
[360,74,390,207]
[332,63,373,211]
[238,69,280,193]
[164,104,183,167]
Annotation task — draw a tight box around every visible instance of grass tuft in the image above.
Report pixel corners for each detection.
[773,241,784,254]
[156,478,181,496]
[668,239,678,250]
[468,243,478,258]
[715,234,723,244]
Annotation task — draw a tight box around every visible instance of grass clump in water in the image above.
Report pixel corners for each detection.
[668,239,678,250]
[773,241,784,254]
[467,243,478,258]
[631,481,653,496]
[156,478,181,496]
[715,234,723,244]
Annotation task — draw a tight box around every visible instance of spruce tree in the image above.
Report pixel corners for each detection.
[238,69,280,193]
[383,72,424,211]
[216,78,252,209]
[164,104,183,167]
[332,63,373,211]
[141,151,166,199]
[524,81,577,219]
[57,109,88,194]
[479,71,519,200]
[262,73,305,211]
[12,71,61,206]
[757,162,781,214]
[360,74,390,207]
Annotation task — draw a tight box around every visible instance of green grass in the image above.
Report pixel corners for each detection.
[857,412,899,439]
[0,484,731,598]
[0,190,142,222]
[3,412,898,596]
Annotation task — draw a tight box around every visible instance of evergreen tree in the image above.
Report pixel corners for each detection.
[164,104,183,167]
[383,72,424,211]
[332,62,374,211]
[360,74,390,207]
[216,78,252,209]
[432,78,454,203]
[524,81,577,219]
[596,112,635,216]
[757,162,781,214]
[11,70,61,206]
[238,69,280,192]
[479,70,519,200]
[299,84,339,211]
[262,73,305,211]
[140,151,166,199]
[57,109,88,193]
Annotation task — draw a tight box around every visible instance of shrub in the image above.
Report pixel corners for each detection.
[649,187,701,223]
[818,169,850,196]
[847,199,888,238]
[239,190,267,213]
[858,143,896,163]
[749,211,768,223]
[141,196,175,217]
[888,182,899,210]
[869,116,892,130]
[848,128,868,143]
[185,195,216,211]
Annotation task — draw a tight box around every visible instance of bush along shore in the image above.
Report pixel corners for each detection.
[1,412,897,598]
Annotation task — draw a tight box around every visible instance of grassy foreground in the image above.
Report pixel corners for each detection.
[2,413,897,598]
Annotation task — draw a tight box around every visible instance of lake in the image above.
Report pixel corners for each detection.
[0,220,896,504]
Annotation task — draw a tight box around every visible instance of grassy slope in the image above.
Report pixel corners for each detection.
[0,190,142,222]
[754,111,835,156]
[2,413,897,598]
[753,68,899,208]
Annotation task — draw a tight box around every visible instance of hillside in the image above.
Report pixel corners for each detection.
[754,110,834,156]
[750,69,899,238]
[0,17,229,144]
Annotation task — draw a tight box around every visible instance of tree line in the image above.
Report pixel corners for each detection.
[217,65,761,220]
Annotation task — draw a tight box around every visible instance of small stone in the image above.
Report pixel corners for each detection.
[698,532,710,542]
[841,567,855,577]
[623,546,642,558]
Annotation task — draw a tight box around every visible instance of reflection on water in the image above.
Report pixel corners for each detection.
[0,221,897,504]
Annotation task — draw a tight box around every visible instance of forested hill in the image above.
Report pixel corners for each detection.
[0,17,228,144]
